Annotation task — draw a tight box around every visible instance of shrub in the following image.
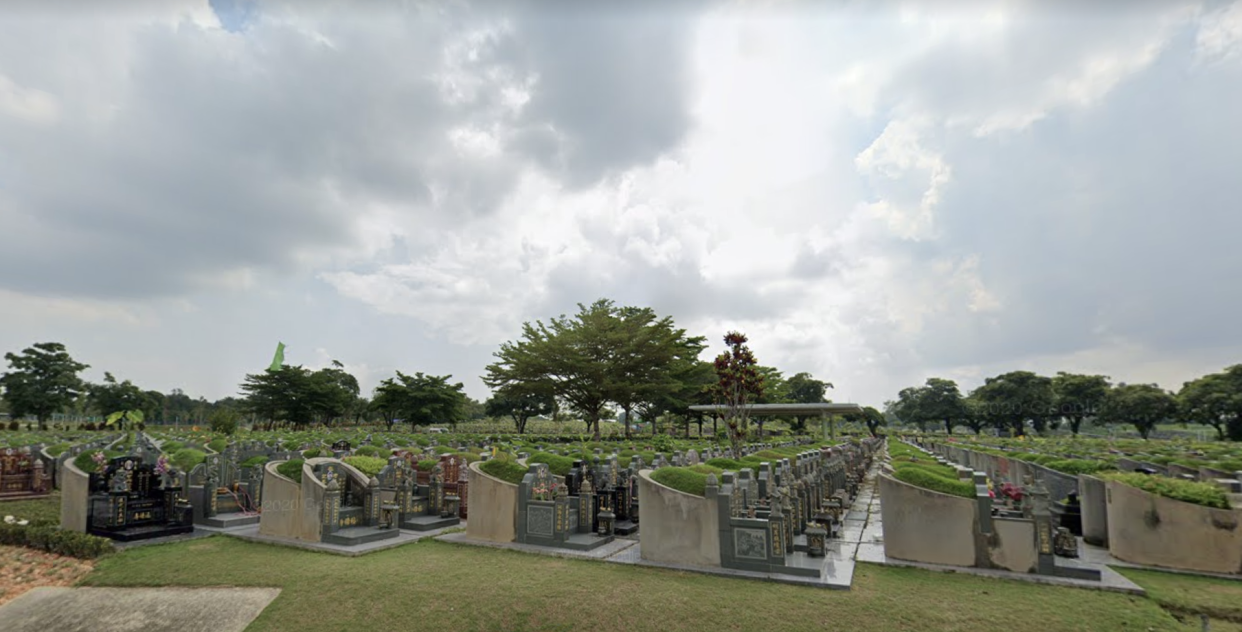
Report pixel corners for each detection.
[282,439,302,451]
[1102,472,1231,509]
[207,438,227,453]
[241,455,269,469]
[392,438,410,447]
[276,459,305,483]
[417,459,438,472]
[479,454,527,485]
[354,445,381,457]
[301,448,322,459]
[0,523,114,559]
[160,441,185,453]
[342,455,387,478]
[892,467,976,499]
[172,449,207,471]
[209,409,239,435]
[414,437,431,447]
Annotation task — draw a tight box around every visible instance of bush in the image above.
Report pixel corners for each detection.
[282,440,302,451]
[302,448,322,459]
[207,438,227,453]
[479,454,527,485]
[392,438,410,447]
[0,523,114,559]
[354,445,382,457]
[1102,472,1231,509]
[161,441,185,453]
[417,459,438,472]
[892,467,976,499]
[209,409,239,435]
[414,437,432,447]
[172,449,207,471]
[342,455,387,478]
[241,455,269,469]
[277,459,305,483]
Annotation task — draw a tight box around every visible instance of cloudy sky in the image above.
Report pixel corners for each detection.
[1,0,1240,408]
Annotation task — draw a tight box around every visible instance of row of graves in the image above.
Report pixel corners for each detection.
[915,440,1242,576]
[257,452,465,547]
[880,441,1103,581]
[700,441,876,577]
[512,453,642,551]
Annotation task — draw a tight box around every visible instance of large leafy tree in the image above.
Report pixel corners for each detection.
[920,377,970,435]
[713,332,765,458]
[89,372,148,429]
[1099,383,1177,440]
[844,405,886,437]
[1,342,90,429]
[485,384,555,434]
[887,386,930,431]
[1177,372,1240,441]
[785,372,834,434]
[1051,372,1112,435]
[308,361,361,425]
[372,371,467,430]
[240,365,319,429]
[606,306,707,439]
[971,370,1055,436]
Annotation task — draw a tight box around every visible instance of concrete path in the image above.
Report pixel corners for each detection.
[0,587,280,632]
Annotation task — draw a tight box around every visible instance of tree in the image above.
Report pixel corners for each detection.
[1178,372,1240,441]
[605,306,707,439]
[486,384,555,434]
[919,377,969,435]
[89,372,147,424]
[845,405,885,437]
[372,371,467,430]
[1,342,90,430]
[713,332,765,458]
[307,362,361,425]
[971,371,1055,436]
[1099,383,1177,440]
[1051,372,1111,435]
[785,372,833,434]
[888,386,930,431]
[240,365,318,429]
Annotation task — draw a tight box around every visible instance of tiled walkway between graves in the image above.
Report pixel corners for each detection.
[0,587,280,632]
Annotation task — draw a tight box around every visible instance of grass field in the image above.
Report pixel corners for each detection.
[74,535,1213,632]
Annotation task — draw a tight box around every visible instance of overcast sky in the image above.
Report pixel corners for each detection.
[2,0,1240,408]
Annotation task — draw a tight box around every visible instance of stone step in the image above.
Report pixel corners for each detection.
[322,526,401,546]
[401,514,460,532]
[613,520,638,536]
[200,511,260,529]
[89,523,195,542]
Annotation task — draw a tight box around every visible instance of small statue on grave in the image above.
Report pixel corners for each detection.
[109,469,130,493]
[1053,526,1078,558]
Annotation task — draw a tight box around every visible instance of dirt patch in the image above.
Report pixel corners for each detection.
[0,545,94,607]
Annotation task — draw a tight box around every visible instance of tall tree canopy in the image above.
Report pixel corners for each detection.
[1,342,90,429]
[713,331,765,458]
[1099,383,1177,440]
[485,384,555,434]
[971,370,1055,436]
[483,299,704,440]
[372,371,466,430]
[1051,372,1112,435]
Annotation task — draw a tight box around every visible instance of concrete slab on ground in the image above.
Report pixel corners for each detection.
[0,587,280,632]
[225,522,462,556]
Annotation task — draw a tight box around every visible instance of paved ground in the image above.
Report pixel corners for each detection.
[0,587,280,632]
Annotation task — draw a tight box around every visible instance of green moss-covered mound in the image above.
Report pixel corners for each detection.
[1102,472,1231,509]
[171,449,207,472]
[342,455,387,478]
[277,459,305,484]
[241,455,269,469]
[649,465,725,497]
[891,467,976,499]
[479,455,527,485]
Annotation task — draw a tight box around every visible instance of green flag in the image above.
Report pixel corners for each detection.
[269,342,286,371]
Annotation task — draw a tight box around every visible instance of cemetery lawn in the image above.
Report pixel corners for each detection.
[81,535,1198,632]
[1117,567,1242,629]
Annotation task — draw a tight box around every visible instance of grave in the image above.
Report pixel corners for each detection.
[515,462,614,551]
[0,447,51,501]
[187,443,264,529]
[382,457,461,532]
[87,455,194,542]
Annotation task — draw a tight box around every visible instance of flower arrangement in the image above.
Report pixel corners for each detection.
[155,454,171,476]
[91,451,108,469]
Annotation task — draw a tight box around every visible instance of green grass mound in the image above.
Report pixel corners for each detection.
[526,451,576,477]
[342,455,387,478]
[649,465,725,497]
[479,455,527,485]
[277,459,305,484]
[160,441,185,453]
[1044,458,1115,476]
[1102,472,1231,509]
[892,459,960,480]
[171,449,207,471]
[207,438,228,453]
[44,443,70,457]
[302,448,322,459]
[241,455,269,469]
[72,449,125,474]
[892,467,976,499]
[354,445,382,457]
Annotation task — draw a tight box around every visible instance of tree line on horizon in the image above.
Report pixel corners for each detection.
[887,368,1242,441]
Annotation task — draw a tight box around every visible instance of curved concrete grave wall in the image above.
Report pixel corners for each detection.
[637,470,721,567]
[879,473,977,567]
[58,459,90,533]
[466,461,518,543]
[1078,474,1109,547]
[1105,480,1242,575]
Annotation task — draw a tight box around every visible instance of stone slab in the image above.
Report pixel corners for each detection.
[0,587,280,632]
[226,522,457,557]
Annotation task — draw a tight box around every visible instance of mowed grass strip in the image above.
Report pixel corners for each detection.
[1116,567,1242,623]
[78,535,1187,632]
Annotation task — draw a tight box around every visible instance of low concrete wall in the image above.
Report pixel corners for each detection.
[987,517,1037,573]
[879,473,977,567]
[466,461,518,543]
[1106,480,1242,575]
[1079,474,1109,547]
[59,460,90,533]
[637,470,720,567]
[258,460,322,542]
